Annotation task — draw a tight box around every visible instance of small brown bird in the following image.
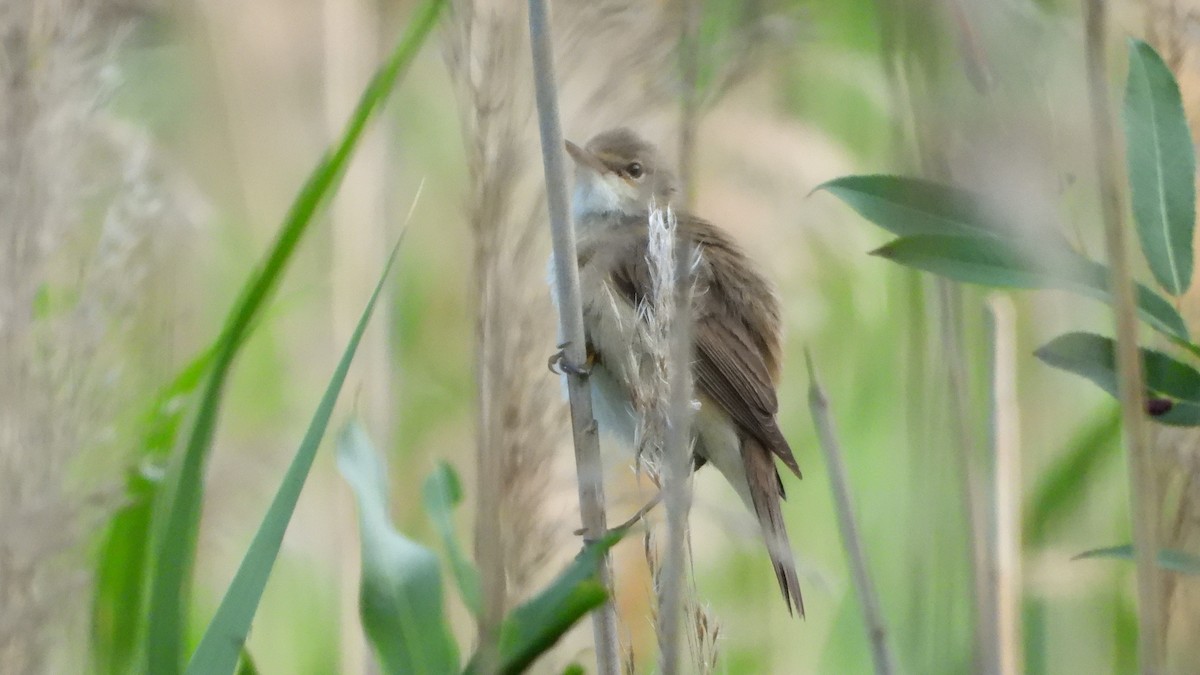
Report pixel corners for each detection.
[562,127,803,616]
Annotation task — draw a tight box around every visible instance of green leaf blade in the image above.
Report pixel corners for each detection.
[91,349,214,674]
[421,462,483,617]
[1034,332,1200,426]
[1035,332,1200,401]
[1075,544,1200,575]
[185,241,403,675]
[1124,38,1196,296]
[337,423,459,675]
[463,531,623,675]
[818,175,1007,239]
[1024,407,1122,546]
[872,235,1189,340]
[143,1,445,671]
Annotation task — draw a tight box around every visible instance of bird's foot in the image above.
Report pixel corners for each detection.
[574,491,663,540]
[548,342,595,377]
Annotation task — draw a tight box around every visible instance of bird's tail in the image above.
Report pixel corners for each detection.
[743,438,804,617]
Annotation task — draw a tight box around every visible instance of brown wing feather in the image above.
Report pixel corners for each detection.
[606,213,803,615]
[607,214,801,479]
[693,321,800,478]
[744,437,804,616]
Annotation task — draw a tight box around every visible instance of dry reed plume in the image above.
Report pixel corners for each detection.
[0,2,193,671]
[633,205,719,675]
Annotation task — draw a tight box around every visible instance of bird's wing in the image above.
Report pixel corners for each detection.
[609,221,801,479]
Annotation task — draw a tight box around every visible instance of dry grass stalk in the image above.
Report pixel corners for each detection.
[985,295,1022,674]
[1147,425,1200,670]
[320,2,389,671]
[642,529,721,675]
[805,351,897,675]
[1082,0,1163,670]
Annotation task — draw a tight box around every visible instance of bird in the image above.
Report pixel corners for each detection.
[557,127,803,616]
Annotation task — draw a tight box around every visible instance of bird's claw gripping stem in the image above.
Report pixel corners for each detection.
[548,341,595,377]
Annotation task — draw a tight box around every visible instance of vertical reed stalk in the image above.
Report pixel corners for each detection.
[806,351,897,675]
[677,0,701,209]
[474,278,507,672]
[937,280,992,673]
[1081,1,1162,671]
[321,2,388,671]
[985,295,1022,674]
[664,0,701,666]
[526,2,620,672]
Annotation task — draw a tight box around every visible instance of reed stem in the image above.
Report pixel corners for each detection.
[526,2,620,673]
[806,350,897,675]
[1081,1,1162,671]
[985,295,1023,675]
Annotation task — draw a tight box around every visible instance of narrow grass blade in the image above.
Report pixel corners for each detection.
[184,240,403,675]
[1074,544,1200,575]
[236,648,259,675]
[421,462,483,617]
[91,347,214,674]
[872,234,1189,340]
[1035,332,1200,401]
[463,531,624,675]
[144,2,445,671]
[92,493,155,675]
[1124,39,1196,295]
[337,423,459,675]
[1023,407,1121,546]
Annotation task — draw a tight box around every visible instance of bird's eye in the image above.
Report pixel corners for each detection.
[625,162,644,179]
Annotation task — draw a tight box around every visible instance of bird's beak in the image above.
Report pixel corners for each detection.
[565,140,607,174]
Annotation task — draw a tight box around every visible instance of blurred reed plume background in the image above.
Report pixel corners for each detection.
[0,1,195,671]
[5,0,1200,672]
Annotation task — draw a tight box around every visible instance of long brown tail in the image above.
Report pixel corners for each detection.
[743,438,804,617]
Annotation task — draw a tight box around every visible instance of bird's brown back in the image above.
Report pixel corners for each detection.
[591,212,800,479]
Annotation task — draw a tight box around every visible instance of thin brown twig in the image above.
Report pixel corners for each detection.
[1081,1,1162,671]
[526,2,621,673]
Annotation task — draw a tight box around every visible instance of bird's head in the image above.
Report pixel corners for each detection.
[565,128,677,225]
